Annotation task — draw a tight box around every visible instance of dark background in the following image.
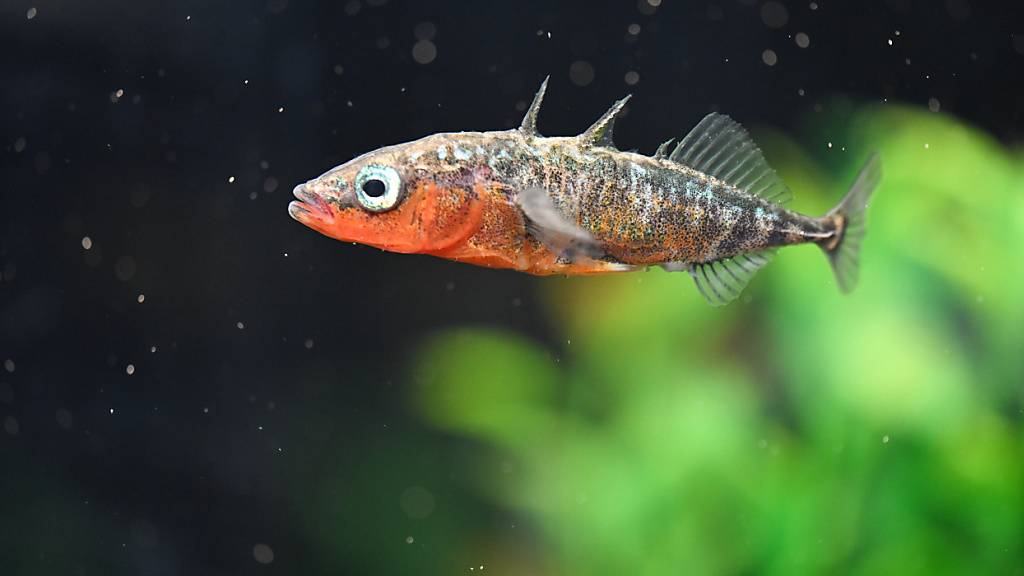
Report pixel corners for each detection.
[2,1,1023,574]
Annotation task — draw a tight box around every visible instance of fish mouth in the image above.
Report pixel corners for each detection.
[288,183,330,222]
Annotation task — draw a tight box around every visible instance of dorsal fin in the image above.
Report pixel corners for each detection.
[654,138,675,159]
[519,76,549,136]
[670,113,792,205]
[579,95,632,148]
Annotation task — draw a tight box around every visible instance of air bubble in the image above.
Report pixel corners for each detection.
[569,61,595,86]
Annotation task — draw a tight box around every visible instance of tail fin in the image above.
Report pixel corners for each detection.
[819,153,881,293]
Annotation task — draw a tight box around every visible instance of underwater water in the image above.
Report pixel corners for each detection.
[3,0,1024,574]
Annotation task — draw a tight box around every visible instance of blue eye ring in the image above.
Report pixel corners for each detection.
[355,165,402,212]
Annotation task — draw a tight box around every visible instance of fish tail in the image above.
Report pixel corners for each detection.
[817,153,881,293]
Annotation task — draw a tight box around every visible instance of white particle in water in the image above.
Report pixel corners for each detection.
[627,23,641,35]
[412,40,437,64]
[760,1,789,28]
[304,338,314,349]
[795,32,810,48]
[150,346,157,353]
[887,38,893,46]
[277,106,284,113]
[882,435,890,444]
[236,321,245,329]
[137,294,145,303]
[14,137,27,153]
[27,7,37,19]
[827,142,833,149]
[413,21,437,41]
[624,70,640,85]
[569,60,595,86]
[761,49,778,66]
[928,97,941,112]
[82,236,93,250]
[405,536,414,544]
[227,176,235,183]
[3,359,14,373]
[253,543,274,564]
[126,364,135,375]
[924,143,930,149]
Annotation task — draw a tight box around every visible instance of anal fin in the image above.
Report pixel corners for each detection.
[675,250,774,306]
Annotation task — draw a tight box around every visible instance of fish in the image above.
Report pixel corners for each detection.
[289,77,881,306]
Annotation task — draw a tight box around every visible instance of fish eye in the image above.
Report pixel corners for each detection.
[354,165,402,212]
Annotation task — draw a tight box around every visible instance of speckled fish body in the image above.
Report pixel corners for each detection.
[290,78,880,305]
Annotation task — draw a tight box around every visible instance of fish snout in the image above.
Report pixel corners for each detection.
[288,182,330,221]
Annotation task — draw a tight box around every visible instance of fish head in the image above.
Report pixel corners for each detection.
[289,134,488,254]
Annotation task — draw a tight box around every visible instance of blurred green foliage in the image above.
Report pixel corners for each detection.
[401,104,1024,575]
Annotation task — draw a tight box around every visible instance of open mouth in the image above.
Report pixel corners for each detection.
[288,183,329,221]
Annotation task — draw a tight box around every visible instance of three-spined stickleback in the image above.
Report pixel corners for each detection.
[290,78,880,305]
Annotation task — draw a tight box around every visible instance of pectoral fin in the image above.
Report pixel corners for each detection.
[516,186,604,262]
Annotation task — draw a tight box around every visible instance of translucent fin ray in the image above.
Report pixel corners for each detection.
[820,152,881,293]
[670,113,792,205]
[516,187,603,261]
[681,250,775,307]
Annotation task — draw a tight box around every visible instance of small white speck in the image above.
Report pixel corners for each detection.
[81,236,93,250]
[928,97,941,112]
[304,338,314,349]
[3,359,14,373]
[924,143,930,149]
[277,106,284,113]
[186,15,191,21]
[126,364,135,375]
[137,294,145,303]
[27,7,37,19]
[203,406,209,414]
[236,321,245,329]
[795,32,810,48]
[405,536,415,544]
[887,38,893,46]
[827,142,833,149]
[110,408,115,414]
[227,176,235,183]
[761,49,778,66]
[243,79,249,85]
[882,435,890,444]
[150,346,157,353]
[253,543,274,564]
